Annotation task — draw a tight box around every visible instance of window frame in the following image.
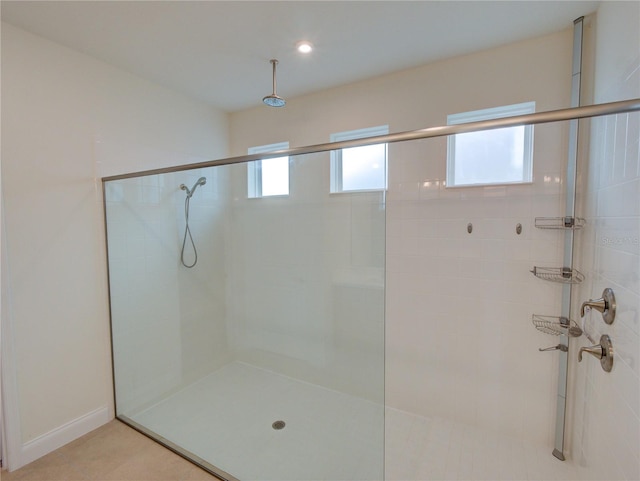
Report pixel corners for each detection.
[247,141,290,198]
[446,101,535,188]
[330,125,389,193]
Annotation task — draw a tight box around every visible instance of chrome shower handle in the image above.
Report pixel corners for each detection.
[578,334,613,372]
[580,298,606,317]
[580,288,616,324]
[578,344,603,362]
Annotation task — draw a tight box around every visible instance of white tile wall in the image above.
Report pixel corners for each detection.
[575,94,640,480]
[385,132,567,446]
[226,153,386,403]
[568,4,639,478]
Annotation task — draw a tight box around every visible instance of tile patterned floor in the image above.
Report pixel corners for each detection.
[1,420,217,481]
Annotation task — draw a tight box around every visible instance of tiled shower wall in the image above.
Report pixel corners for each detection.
[226,153,386,402]
[570,3,640,479]
[385,124,568,445]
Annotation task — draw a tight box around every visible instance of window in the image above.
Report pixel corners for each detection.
[247,142,289,197]
[330,125,388,193]
[446,102,535,187]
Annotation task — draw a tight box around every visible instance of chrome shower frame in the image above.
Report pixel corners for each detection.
[102,98,640,183]
[551,16,584,462]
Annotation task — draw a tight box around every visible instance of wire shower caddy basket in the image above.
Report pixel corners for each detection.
[532,315,582,337]
[534,216,586,230]
[530,266,585,284]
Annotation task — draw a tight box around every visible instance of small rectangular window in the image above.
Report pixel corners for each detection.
[330,125,388,193]
[248,142,289,198]
[446,102,535,187]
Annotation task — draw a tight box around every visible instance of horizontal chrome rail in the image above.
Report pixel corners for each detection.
[102,98,640,182]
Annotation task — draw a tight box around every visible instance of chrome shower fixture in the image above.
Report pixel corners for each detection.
[179,176,206,268]
[263,59,286,107]
[180,177,206,198]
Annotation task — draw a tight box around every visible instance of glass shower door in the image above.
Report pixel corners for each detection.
[104,149,385,480]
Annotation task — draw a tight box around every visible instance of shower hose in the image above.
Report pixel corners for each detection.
[180,194,198,268]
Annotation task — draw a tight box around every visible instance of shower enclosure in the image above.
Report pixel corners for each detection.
[103,99,639,481]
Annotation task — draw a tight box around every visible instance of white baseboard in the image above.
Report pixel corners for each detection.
[14,406,111,471]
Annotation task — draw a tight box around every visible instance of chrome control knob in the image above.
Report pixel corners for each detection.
[580,288,616,324]
[578,344,603,362]
[578,334,613,372]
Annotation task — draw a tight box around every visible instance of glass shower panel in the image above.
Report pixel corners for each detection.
[384,128,570,480]
[104,150,385,481]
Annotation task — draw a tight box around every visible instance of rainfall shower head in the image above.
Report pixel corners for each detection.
[180,177,207,198]
[263,59,286,107]
[263,94,286,108]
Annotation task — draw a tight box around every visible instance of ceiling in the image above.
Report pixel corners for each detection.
[1,1,600,112]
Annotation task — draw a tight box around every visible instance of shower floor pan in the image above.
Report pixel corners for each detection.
[126,361,580,481]
[126,361,384,481]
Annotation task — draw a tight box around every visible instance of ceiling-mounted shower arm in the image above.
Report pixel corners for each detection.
[263,59,286,107]
[271,59,278,93]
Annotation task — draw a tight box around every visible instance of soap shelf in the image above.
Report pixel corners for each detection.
[534,216,585,230]
[532,315,582,337]
[530,266,585,284]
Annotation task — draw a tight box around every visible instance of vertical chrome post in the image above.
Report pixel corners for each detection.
[553,15,584,462]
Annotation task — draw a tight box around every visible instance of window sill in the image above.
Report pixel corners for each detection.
[445,181,533,189]
[329,188,387,195]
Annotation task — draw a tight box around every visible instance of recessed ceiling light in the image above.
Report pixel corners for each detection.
[296,41,313,54]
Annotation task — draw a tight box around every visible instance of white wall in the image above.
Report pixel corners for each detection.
[0,23,228,470]
[570,2,640,479]
[231,30,573,445]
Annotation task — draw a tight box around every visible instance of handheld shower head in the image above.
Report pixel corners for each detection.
[180,177,207,198]
[191,177,206,196]
[180,177,206,268]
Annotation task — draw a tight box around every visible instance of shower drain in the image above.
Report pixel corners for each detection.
[272,420,286,430]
